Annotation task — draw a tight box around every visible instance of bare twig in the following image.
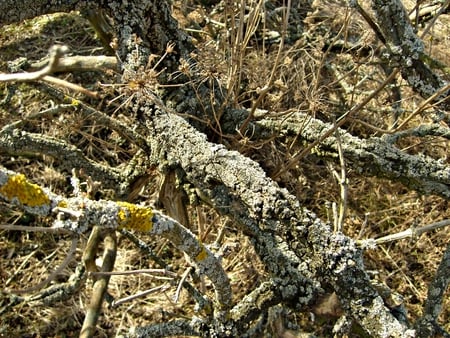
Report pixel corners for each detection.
[89,269,177,278]
[330,124,347,233]
[358,218,450,248]
[4,236,78,294]
[174,266,193,303]
[29,55,117,73]
[0,223,72,233]
[0,45,68,82]
[0,45,99,98]
[81,229,117,338]
[112,284,171,308]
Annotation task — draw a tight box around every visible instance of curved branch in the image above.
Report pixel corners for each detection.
[0,167,231,314]
[257,112,450,199]
[144,109,410,337]
[371,0,449,106]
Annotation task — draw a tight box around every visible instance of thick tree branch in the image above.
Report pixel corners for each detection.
[141,108,410,337]
[257,112,450,199]
[0,167,232,314]
[371,0,449,107]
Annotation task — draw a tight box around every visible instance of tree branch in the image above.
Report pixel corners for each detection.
[371,0,449,106]
[415,243,450,337]
[257,112,450,199]
[0,167,232,314]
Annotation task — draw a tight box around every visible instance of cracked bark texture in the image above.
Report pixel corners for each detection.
[371,0,449,107]
[257,114,450,198]
[138,108,411,336]
[1,0,449,336]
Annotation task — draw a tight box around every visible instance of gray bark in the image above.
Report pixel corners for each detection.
[0,0,82,24]
[1,0,449,336]
[371,0,449,107]
[144,109,412,337]
[257,114,450,198]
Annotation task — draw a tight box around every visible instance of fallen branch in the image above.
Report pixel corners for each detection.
[0,45,99,98]
[0,167,232,314]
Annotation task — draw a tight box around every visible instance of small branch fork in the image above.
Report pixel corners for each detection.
[357,219,450,248]
[0,45,100,98]
[0,167,231,318]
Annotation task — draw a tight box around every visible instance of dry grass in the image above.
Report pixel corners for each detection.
[1,0,449,336]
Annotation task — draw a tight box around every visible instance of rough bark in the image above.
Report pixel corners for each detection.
[257,114,450,198]
[0,0,81,24]
[1,0,449,336]
[143,109,412,337]
[371,0,449,107]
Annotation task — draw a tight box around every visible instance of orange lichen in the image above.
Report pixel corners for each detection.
[117,201,153,232]
[57,200,68,208]
[0,173,50,207]
[195,244,208,262]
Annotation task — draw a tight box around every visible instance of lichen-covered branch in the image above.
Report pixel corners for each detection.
[0,126,124,193]
[230,280,283,327]
[79,0,417,335]
[103,0,193,77]
[143,109,410,337]
[0,91,153,198]
[371,0,449,105]
[131,318,203,337]
[2,0,446,336]
[257,112,450,199]
[415,243,450,337]
[0,167,231,314]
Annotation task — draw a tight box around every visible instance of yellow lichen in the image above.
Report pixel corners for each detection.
[0,174,50,207]
[117,201,153,232]
[195,244,208,262]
